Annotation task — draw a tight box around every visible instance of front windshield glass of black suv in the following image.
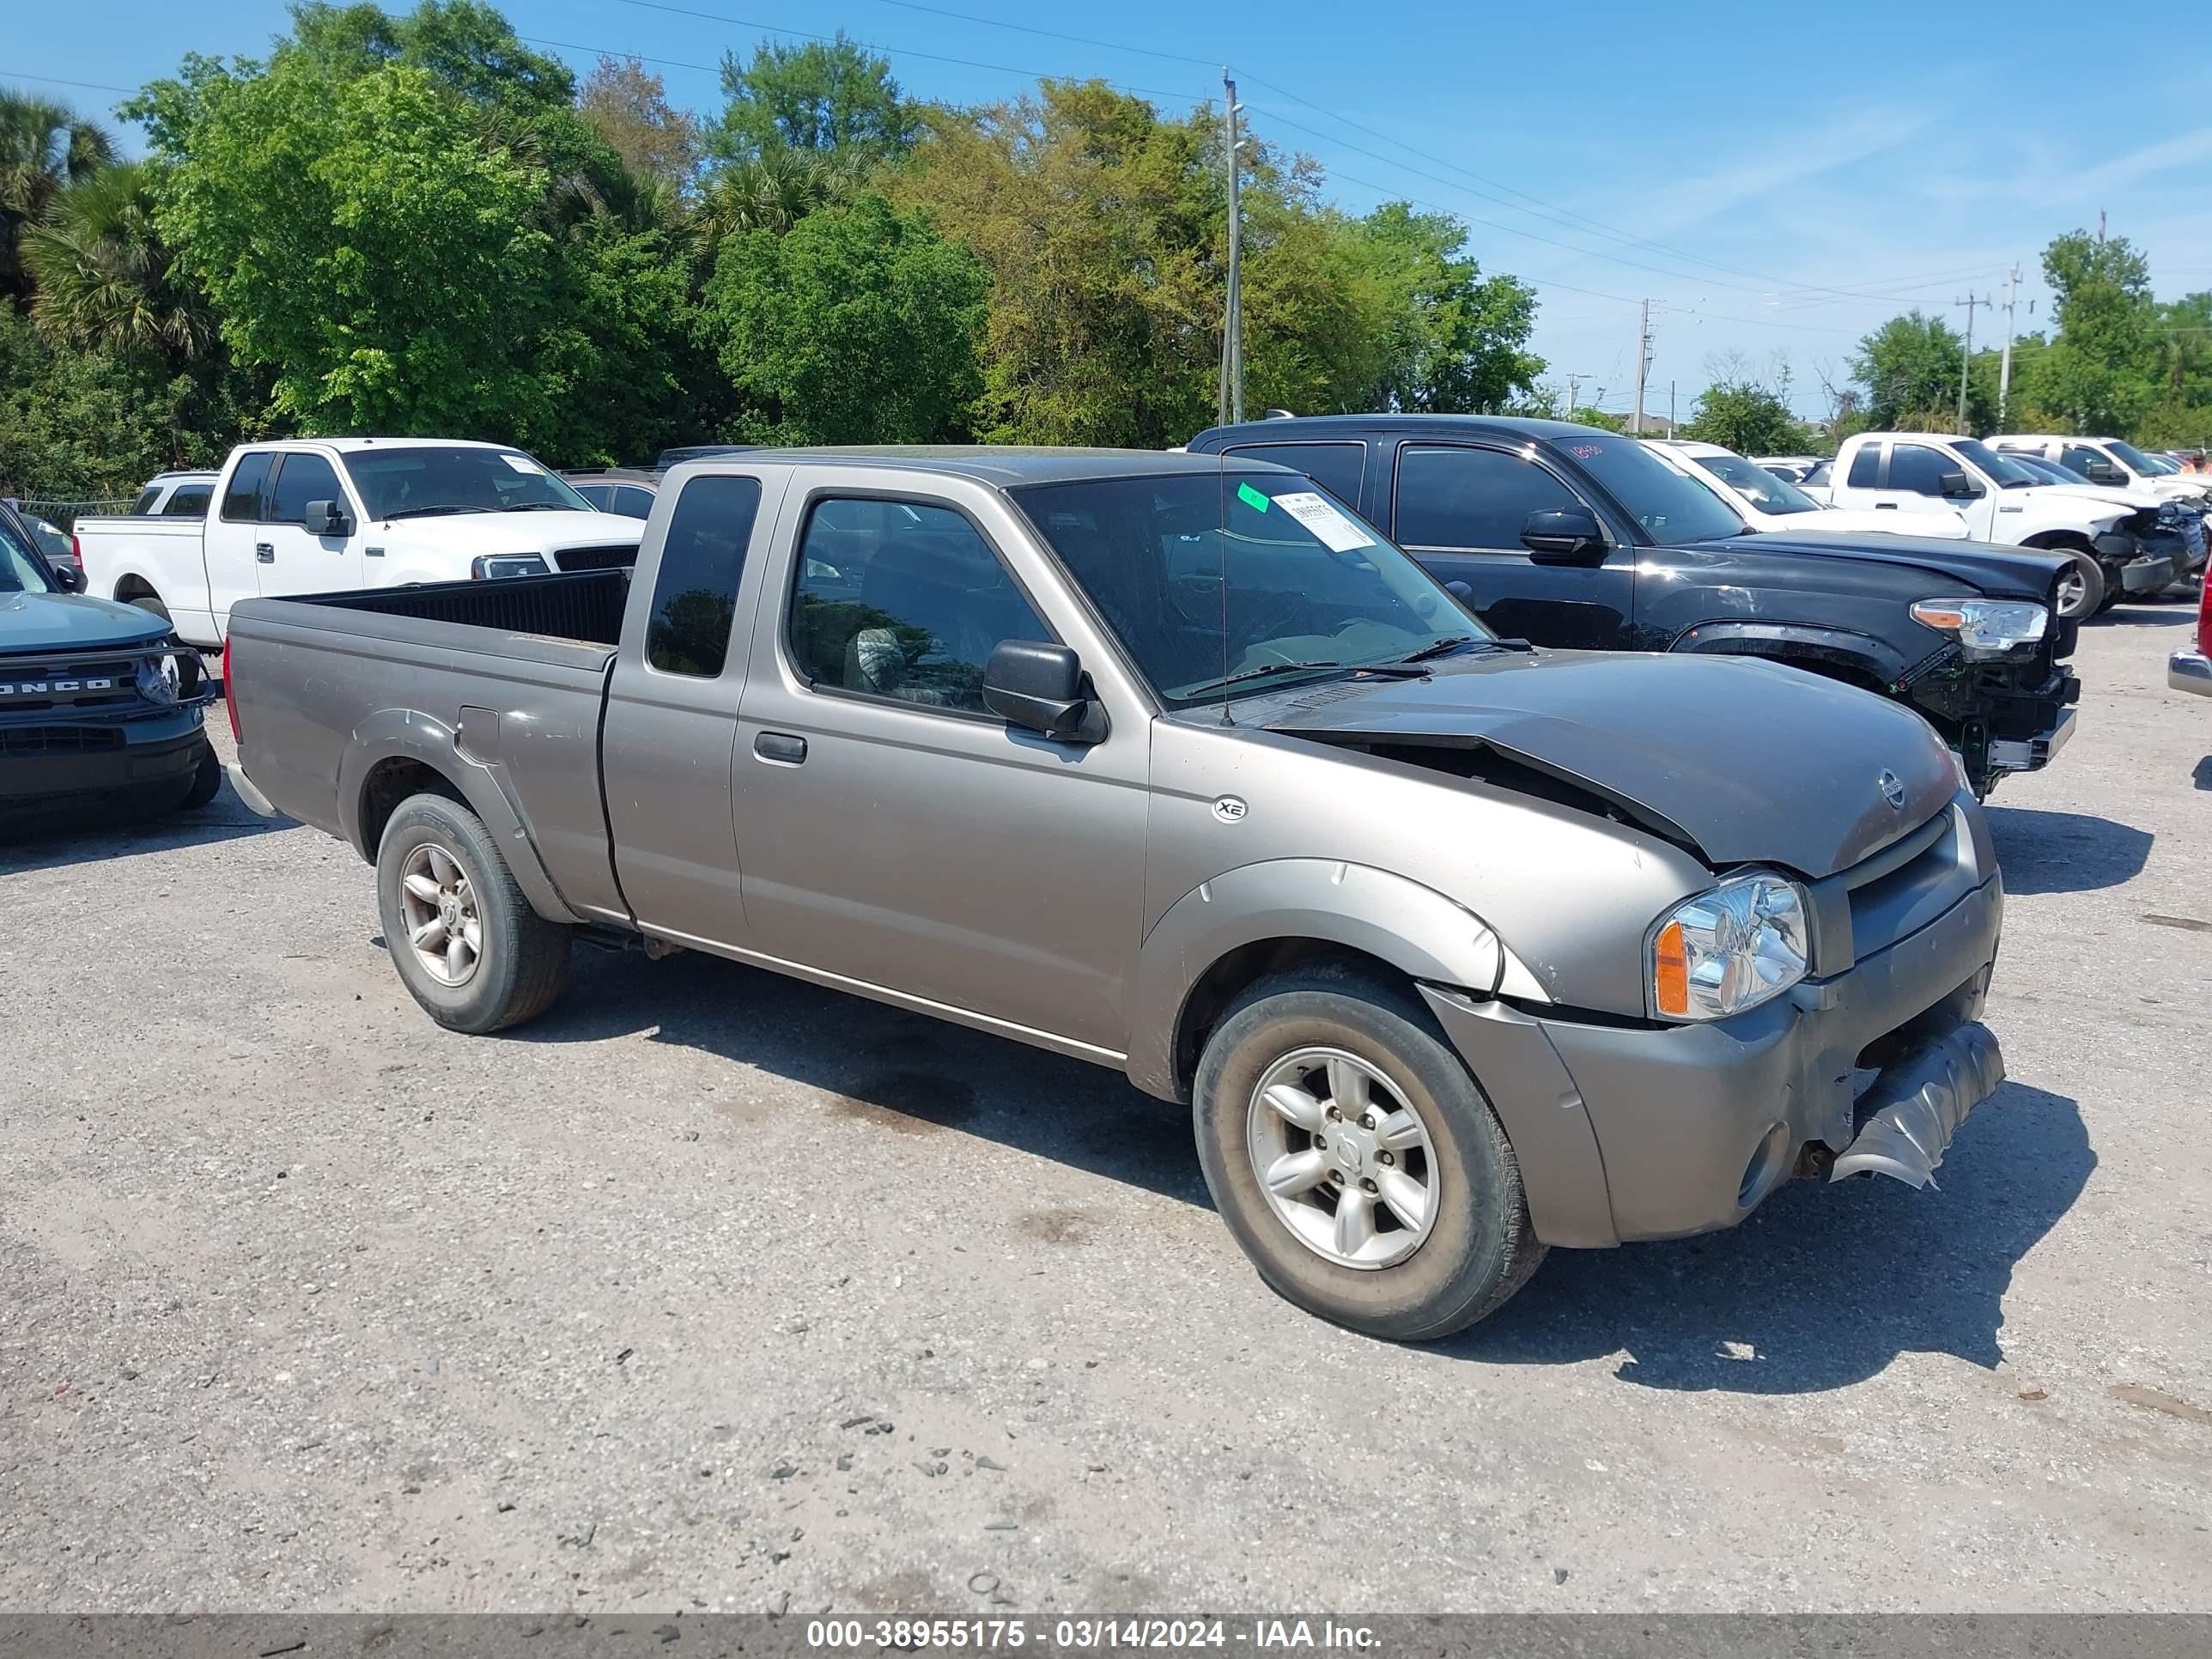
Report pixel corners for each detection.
[0,512,54,593]
[1556,434,1748,543]
[343,447,592,520]
[1011,470,1493,707]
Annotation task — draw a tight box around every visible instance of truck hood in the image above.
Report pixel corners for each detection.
[370,510,643,556]
[0,590,172,653]
[1680,527,2067,600]
[1258,649,1959,878]
[2024,480,2166,512]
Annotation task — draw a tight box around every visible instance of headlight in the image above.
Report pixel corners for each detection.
[136,653,182,704]
[1650,871,1810,1022]
[1910,596,2048,659]
[472,553,550,580]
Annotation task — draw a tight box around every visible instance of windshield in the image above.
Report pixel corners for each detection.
[2140,452,2181,475]
[1556,434,1747,543]
[1692,451,1823,514]
[342,447,591,520]
[1009,470,1492,707]
[0,510,56,593]
[2010,453,2087,486]
[2106,440,2159,475]
[1953,439,2039,489]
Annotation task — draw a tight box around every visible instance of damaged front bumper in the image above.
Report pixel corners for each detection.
[1829,1019,2004,1187]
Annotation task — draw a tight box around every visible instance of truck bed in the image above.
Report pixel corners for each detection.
[226,568,635,926]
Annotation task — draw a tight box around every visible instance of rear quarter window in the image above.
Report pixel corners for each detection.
[1219,441,1367,507]
[645,475,764,677]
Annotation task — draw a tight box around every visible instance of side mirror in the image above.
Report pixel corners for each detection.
[1521,507,1607,564]
[2087,462,2126,486]
[981,640,1105,744]
[1936,470,1979,499]
[51,562,85,592]
[1443,580,1474,601]
[304,499,354,537]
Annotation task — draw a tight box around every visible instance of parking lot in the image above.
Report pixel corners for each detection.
[2,605,2208,1614]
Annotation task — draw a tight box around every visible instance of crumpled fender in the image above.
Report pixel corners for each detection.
[337,706,583,927]
[1668,618,1911,689]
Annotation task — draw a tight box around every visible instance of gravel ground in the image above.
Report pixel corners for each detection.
[3,606,2209,1615]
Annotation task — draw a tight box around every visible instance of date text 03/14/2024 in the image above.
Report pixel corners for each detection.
[805,1620,1379,1650]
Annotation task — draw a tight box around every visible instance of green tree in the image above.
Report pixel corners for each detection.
[708,34,916,167]
[1683,379,1803,453]
[0,93,118,303]
[2018,229,2157,434]
[0,308,185,495]
[25,163,215,374]
[1348,203,1542,412]
[705,192,986,444]
[280,0,574,117]
[157,57,557,435]
[1851,309,1987,431]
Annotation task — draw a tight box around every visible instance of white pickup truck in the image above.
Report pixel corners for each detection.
[1821,431,2168,617]
[76,439,643,648]
[1994,434,2212,509]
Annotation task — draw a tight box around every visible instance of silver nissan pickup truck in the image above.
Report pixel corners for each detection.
[226,448,2010,1340]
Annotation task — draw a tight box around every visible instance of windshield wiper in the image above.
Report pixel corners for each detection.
[383,505,474,520]
[500,501,570,511]
[1182,659,1430,698]
[1394,635,1486,665]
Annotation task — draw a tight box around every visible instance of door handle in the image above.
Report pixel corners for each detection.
[754,732,807,765]
[255,542,275,562]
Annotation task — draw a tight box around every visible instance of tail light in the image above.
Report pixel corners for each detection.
[2198,573,2212,662]
[70,533,82,568]
[222,646,240,744]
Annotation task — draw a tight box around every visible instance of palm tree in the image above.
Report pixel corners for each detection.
[26,163,215,371]
[0,92,117,301]
[693,145,856,254]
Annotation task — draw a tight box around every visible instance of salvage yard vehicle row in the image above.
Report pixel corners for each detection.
[226,447,2021,1340]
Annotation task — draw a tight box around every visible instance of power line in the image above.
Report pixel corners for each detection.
[860,0,1217,68]
[613,0,1212,103]
[4,71,137,96]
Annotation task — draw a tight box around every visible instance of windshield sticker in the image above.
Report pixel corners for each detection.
[1274,491,1376,552]
[1565,442,1605,459]
[1235,482,1272,514]
[501,453,544,474]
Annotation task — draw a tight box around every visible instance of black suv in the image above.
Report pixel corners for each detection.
[1186,416,2080,797]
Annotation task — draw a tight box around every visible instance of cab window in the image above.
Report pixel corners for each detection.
[787,497,1049,715]
[644,475,763,677]
[222,453,275,522]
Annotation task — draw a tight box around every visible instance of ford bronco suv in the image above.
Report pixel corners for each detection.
[223,449,2010,1340]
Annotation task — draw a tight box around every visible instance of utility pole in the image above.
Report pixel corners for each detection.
[1631,301,1651,435]
[1217,73,1245,428]
[2097,209,2106,244]
[1997,264,2020,430]
[1669,380,1676,436]
[1565,374,1579,418]
[1953,291,1988,434]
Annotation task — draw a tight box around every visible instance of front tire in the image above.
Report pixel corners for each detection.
[375,792,571,1034]
[2051,550,2104,622]
[174,739,222,811]
[128,592,173,625]
[1193,964,1545,1341]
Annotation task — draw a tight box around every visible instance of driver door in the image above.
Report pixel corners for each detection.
[1388,441,1634,649]
[731,478,1150,1054]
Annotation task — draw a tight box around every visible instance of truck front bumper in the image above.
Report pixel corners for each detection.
[0,713,207,807]
[1421,872,2005,1246]
[2171,647,2212,696]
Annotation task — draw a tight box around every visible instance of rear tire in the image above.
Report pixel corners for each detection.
[174,739,222,811]
[1193,963,1545,1341]
[374,792,571,1034]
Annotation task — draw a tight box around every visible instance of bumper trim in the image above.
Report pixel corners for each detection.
[2170,647,2212,697]
[226,761,280,818]
[1831,1020,2004,1188]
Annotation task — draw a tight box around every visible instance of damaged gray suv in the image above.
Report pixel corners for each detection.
[225,450,2009,1340]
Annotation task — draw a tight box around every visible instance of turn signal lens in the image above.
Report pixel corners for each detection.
[1653,921,1690,1018]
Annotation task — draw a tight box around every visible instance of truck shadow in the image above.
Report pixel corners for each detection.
[1987,806,2151,893]
[531,950,2089,1393]
[1456,1084,2092,1395]
[0,779,281,875]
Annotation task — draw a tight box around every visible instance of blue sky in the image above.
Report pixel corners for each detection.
[15,0,2212,424]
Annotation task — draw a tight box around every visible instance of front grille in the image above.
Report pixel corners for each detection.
[550,544,640,573]
[0,651,149,713]
[0,726,127,755]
